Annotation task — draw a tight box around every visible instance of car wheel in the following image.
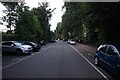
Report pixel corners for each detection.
[94,57,99,66]
[16,49,23,56]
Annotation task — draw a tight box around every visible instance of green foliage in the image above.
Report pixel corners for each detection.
[16,10,42,42]
[2,1,54,43]
[55,22,62,39]
[56,2,120,45]
[50,31,55,40]
[2,33,18,41]
[31,2,55,42]
[1,2,19,30]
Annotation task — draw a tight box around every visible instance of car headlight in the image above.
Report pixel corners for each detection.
[21,47,28,50]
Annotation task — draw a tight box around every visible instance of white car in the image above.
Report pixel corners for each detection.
[68,39,76,45]
[2,41,33,55]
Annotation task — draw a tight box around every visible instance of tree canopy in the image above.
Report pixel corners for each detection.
[56,2,120,45]
[1,1,55,43]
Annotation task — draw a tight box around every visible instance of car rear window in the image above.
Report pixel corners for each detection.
[115,46,120,54]
[2,42,12,46]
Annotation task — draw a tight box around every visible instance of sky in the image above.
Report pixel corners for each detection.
[0,0,65,32]
[1,0,118,32]
[0,3,7,32]
[25,0,65,31]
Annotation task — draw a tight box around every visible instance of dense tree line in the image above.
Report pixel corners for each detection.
[1,1,55,43]
[56,2,120,45]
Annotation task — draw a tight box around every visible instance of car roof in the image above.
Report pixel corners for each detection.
[23,41,35,43]
[2,41,14,43]
[23,41,36,45]
[2,41,21,43]
[100,44,120,53]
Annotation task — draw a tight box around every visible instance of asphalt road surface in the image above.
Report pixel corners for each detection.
[2,41,115,80]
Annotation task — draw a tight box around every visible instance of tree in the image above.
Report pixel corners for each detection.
[55,22,63,39]
[1,2,19,31]
[50,31,55,40]
[32,2,55,42]
[16,10,42,42]
[1,1,55,43]
[60,2,120,45]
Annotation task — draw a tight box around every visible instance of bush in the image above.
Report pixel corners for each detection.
[2,33,18,41]
[2,33,39,42]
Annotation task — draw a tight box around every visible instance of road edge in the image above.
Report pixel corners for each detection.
[69,44,109,80]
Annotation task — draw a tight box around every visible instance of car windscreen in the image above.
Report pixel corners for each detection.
[30,42,36,45]
[71,40,75,41]
[14,42,23,46]
[24,42,36,46]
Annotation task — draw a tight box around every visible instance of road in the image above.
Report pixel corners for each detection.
[2,41,115,79]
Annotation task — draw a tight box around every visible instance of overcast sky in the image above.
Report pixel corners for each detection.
[0,3,7,32]
[25,0,65,31]
[0,0,64,32]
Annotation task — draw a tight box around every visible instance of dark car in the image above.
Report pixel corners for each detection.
[23,42,41,52]
[94,44,120,79]
[51,39,56,43]
[63,39,68,42]
[2,41,32,55]
[40,40,46,46]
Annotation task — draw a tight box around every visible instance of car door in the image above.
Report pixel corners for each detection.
[97,45,108,66]
[2,42,11,52]
[2,42,15,53]
[105,45,120,74]
[9,42,17,52]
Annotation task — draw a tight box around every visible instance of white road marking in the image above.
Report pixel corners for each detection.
[69,45,109,80]
[88,54,94,57]
[2,60,20,69]
[2,53,38,70]
[2,46,53,70]
[12,58,20,61]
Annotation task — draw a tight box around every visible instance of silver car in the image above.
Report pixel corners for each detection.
[68,39,76,45]
[2,41,32,55]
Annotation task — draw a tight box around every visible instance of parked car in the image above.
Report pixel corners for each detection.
[51,39,56,43]
[68,39,76,45]
[94,44,120,79]
[23,42,41,52]
[63,39,68,42]
[2,41,32,55]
